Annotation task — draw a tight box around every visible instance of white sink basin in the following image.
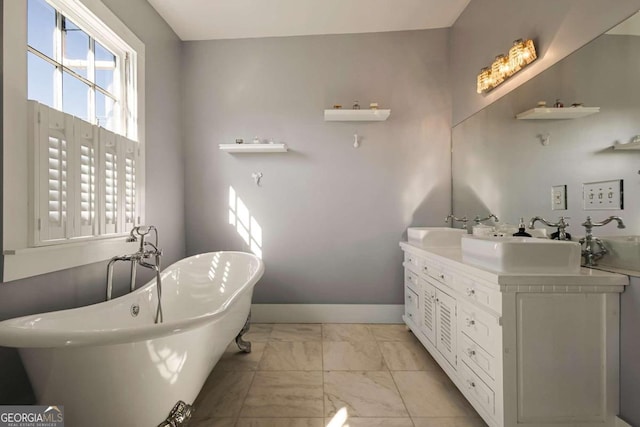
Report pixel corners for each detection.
[407,227,466,248]
[600,236,640,271]
[461,236,582,274]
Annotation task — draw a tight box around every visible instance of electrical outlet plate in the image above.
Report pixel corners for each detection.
[583,179,624,210]
[551,185,567,210]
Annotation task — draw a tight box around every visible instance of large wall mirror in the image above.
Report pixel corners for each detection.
[452,12,640,258]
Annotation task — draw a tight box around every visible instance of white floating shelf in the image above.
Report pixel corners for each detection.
[613,140,640,151]
[219,143,288,153]
[324,109,390,122]
[516,107,600,120]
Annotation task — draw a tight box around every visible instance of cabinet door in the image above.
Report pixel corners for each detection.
[436,290,457,369]
[421,279,437,345]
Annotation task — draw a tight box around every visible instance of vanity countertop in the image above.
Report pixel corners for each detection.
[400,241,629,288]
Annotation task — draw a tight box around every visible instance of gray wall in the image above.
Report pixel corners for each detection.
[450,0,640,125]
[451,34,640,426]
[182,29,452,305]
[0,0,185,404]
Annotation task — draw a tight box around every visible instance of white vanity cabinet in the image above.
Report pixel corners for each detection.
[400,242,628,427]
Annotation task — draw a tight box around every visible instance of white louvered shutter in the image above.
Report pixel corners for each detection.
[100,128,120,235]
[122,137,138,231]
[34,103,75,243]
[73,118,98,237]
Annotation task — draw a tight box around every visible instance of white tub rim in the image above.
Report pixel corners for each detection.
[0,251,264,348]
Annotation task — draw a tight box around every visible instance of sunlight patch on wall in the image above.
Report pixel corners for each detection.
[228,186,263,258]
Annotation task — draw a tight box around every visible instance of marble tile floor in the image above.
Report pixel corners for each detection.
[189,324,487,427]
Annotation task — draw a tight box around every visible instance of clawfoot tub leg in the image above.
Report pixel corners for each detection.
[235,311,252,353]
[158,400,193,427]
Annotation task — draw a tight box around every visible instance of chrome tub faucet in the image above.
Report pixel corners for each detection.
[106,226,164,324]
[579,216,625,267]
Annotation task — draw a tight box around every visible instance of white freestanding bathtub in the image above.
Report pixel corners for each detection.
[0,251,264,427]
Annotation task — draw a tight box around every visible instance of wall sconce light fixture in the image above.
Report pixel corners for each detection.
[477,39,537,94]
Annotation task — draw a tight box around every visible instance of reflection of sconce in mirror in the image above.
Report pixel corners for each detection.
[477,39,537,94]
[538,133,550,146]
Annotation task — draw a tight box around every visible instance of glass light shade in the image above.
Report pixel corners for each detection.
[491,55,506,85]
[509,39,525,70]
[477,67,491,93]
[500,55,513,77]
[522,39,537,64]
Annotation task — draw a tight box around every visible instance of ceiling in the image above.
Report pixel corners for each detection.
[147,0,471,41]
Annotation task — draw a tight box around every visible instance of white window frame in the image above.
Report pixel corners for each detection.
[3,0,146,282]
[28,2,127,133]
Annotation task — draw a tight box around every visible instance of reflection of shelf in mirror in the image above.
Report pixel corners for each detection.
[324,109,390,121]
[613,140,640,151]
[219,143,288,153]
[516,107,600,120]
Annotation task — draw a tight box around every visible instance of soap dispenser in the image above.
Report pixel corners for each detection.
[513,218,532,237]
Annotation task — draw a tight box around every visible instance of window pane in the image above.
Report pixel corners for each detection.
[62,72,89,121]
[95,41,116,95]
[62,17,89,79]
[96,91,118,131]
[28,0,56,59]
[28,52,56,107]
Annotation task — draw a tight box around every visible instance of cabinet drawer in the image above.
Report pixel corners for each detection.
[455,274,501,314]
[404,252,422,273]
[459,332,496,381]
[405,269,420,293]
[460,361,495,416]
[405,287,419,324]
[458,302,500,356]
[422,260,453,286]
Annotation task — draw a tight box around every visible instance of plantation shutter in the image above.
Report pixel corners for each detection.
[28,101,143,247]
[100,128,120,235]
[122,137,138,230]
[73,118,98,237]
[33,103,74,243]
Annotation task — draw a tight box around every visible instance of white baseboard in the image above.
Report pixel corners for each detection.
[250,304,404,324]
[615,416,632,427]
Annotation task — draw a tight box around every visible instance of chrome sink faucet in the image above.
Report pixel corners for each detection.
[579,216,625,267]
[106,226,164,324]
[473,213,499,225]
[445,214,469,230]
[529,216,571,240]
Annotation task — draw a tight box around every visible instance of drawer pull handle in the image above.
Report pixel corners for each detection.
[466,318,476,327]
[466,288,475,296]
[439,274,445,280]
[467,380,476,388]
[408,313,413,318]
[407,295,412,300]
[466,349,476,357]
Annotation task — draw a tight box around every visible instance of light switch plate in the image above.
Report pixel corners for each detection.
[583,179,623,210]
[551,185,567,210]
